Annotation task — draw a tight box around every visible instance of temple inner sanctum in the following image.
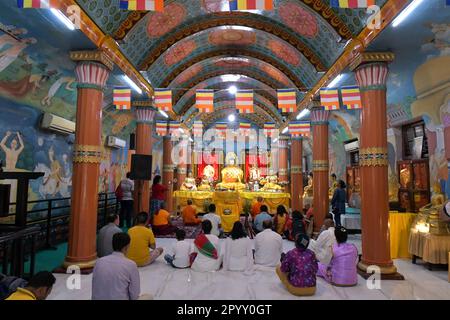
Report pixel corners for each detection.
[0,0,449,302]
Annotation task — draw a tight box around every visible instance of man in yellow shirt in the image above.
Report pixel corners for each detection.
[127,212,164,267]
[6,271,56,300]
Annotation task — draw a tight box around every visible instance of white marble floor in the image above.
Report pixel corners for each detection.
[48,237,450,300]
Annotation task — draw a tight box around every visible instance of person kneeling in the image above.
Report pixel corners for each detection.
[191,220,222,272]
[164,229,191,269]
[152,203,177,236]
[276,234,318,296]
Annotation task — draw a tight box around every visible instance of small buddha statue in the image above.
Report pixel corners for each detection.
[180,171,197,191]
[261,173,283,192]
[216,152,246,191]
[198,174,212,191]
[329,173,338,198]
[303,172,313,198]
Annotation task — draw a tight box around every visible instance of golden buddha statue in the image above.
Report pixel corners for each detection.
[198,174,212,191]
[216,152,246,191]
[180,171,197,191]
[329,173,338,198]
[261,172,282,192]
[303,172,313,198]
[203,164,215,182]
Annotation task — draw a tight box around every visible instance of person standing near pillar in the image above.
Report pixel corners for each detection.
[350,52,399,277]
[290,136,303,211]
[64,51,113,270]
[311,108,330,233]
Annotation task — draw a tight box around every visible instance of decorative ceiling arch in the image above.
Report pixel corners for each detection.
[155,48,308,89]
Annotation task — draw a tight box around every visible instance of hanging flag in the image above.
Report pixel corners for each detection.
[277,89,297,113]
[169,121,181,136]
[119,0,164,11]
[240,123,251,135]
[236,90,254,114]
[17,0,59,8]
[341,86,362,110]
[289,121,310,137]
[263,123,276,137]
[196,89,214,113]
[215,122,228,138]
[320,88,340,111]
[113,87,131,110]
[229,0,273,10]
[154,88,172,112]
[156,121,167,136]
[329,0,375,8]
[193,121,203,137]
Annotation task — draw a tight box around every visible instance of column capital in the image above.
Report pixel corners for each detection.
[134,107,156,124]
[291,136,304,141]
[349,52,395,72]
[350,52,395,90]
[311,108,329,125]
[71,51,112,91]
[70,50,114,71]
[132,100,154,108]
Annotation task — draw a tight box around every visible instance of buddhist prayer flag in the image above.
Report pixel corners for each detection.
[215,122,227,138]
[169,121,181,136]
[289,121,310,137]
[329,0,375,8]
[277,89,297,113]
[193,121,203,137]
[119,0,164,11]
[229,0,273,10]
[113,87,131,110]
[236,90,254,114]
[341,86,362,110]
[320,88,340,111]
[17,0,58,8]
[263,123,276,137]
[240,123,251,135]
[196,89,214,113]
[154,88,172,112]
[156,121,167,136]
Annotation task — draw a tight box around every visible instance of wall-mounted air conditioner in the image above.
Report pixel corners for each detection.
[106,136,126,149]
[40,112,76,135]
[344,139,359,152]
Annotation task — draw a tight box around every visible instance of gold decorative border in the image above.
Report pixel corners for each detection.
[313,160,329,171]
[70,51,114,71]
[178,167,187,175]
[291,166,302,174]
[349,52,395,71]
[279,168,288,175]
[359,147,388,167]
[163,164,174,172]
[73,144,103,164]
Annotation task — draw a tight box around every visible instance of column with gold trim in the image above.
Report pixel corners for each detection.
[278,136,289,190]
[311,108,329,232]
[64,52,112,269]
[175,138,189,190]
[162,136,175,213]
[290,136,303,210]
[350,52,398,276]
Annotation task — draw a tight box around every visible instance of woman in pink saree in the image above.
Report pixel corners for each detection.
[317,226,358,287]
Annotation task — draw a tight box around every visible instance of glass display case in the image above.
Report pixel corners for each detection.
[397,159,430,212]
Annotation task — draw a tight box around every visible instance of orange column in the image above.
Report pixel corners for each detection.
[278,137,289,190]
[352,56,397,275]
[311,109,330,232]
[133,107,155,214]
[162,136,174,213]
[175,139,189,190]
[64,57,112,269]
[290,137,303,211]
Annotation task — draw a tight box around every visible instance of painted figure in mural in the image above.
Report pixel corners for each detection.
[0,37,37,73]
[41,76,75,106]
[180,171,197,191]
[0,27,28,51]
[0,131,24,170]
[216,152,245,191]
[329,173,338,198]
[42,146,63,197]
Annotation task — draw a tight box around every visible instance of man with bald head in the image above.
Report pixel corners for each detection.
[307,219,336,264]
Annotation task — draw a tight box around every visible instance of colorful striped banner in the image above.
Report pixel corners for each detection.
[17,0,59,8]
[169,121,181,136]
[156,121,167,136]
[240,123,251,135]
[329,0,375,8]
[154,88,172,112]
[113,87,131,110]
[119,0,164,11]
[196,89,214,113]
[215,122,228,138]
[236,90,254,114]
[341,86,362,110]
[193,121,203,137]
[263,123,276,137]
[320,88,340,111]
[289,121,310,137]
[229,0,273,10]
[278,89,297,113]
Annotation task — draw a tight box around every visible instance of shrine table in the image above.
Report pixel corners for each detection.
[389,211,417,259]
[409,230,450,265]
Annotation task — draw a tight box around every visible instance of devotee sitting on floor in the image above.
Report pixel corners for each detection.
[254,220,283,267]
[276,234,318,297]
[253,205,272,233]
[5,271,56,300]
[331,180,346,227]
[285,210,306,241]
[273,205,288,236]
[92,233,153,300]
[191,220,222,272]
[251,196,264,219]
[181,199,201,225]
[97,213,122,258]
[118,172,134,228]
[202,203,222,237]
[319,213,334,235]
[223,221,254,273]
[308,219,336,265]
[317,226,358,287]
[150,175,168,218]
[127,212,163,267]
[152,203,177,236]
[164,229,191,269]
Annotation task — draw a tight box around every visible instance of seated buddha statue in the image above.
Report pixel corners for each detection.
[329,173,338,198]
[180,171,197,191]
[197,175,212,191]
[303,173,313,198]
[261,173,282,192]
[216,152,246,191]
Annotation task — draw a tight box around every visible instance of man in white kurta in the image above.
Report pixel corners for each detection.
[254,220,283,267]
[308,219,336,265]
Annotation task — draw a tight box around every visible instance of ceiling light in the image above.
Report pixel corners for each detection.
[178,128,184,133]
[159,110,169,118]
[327,74,344,88]
[392,0,424,28]
[296,108,311,120]
[221,75,241,82]
[272,138,278,143]
[122,75,142,94]
[228,86,238,95]
[282,127,288,134]
[228,114,236,122]
[50,8,75,31]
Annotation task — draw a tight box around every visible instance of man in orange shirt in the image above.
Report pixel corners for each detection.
[251,196,264,219]
[181,199,201,225]
[152,203,177,235]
